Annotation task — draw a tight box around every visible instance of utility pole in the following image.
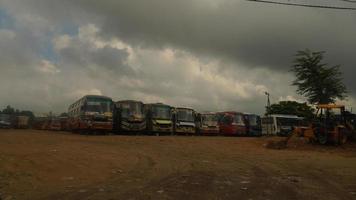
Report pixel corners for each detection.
[265,92,271,135]
[265,92,270,110]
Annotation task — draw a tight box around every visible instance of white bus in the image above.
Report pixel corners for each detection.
[261,114,303,136]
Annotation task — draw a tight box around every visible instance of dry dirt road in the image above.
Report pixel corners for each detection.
[0,129,356,200]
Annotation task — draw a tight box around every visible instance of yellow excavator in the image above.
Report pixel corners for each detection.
[283,104,355,146]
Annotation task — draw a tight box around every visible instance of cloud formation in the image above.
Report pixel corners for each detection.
[0,0,355,115]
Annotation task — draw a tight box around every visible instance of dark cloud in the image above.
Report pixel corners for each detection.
[55,37,132,74]
[66,1,356,67]
[0,0,355,114]
[10,0,353,92]
[0,29,38,67]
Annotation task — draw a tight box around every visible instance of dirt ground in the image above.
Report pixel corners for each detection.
[1,129,356,200]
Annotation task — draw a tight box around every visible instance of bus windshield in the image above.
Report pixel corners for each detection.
[248,115,260,126]
[202,114,218,125]
[85,98,112,113]
[0,114,10,121]
[177,109,194,122]
[233,114,245,125]
[121,102,144,118]
[152,106,171,120]
[222,113,245,126]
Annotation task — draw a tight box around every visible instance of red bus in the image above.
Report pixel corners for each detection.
[218,112,247,136]
[68,95,113,133]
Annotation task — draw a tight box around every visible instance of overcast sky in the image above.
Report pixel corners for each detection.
[0,0,355,115]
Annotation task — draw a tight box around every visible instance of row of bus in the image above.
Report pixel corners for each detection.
[64,95,303,136]
[0,114,31,129]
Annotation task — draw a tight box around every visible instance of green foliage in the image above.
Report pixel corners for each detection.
[266,101,315,120]
[291,49,347,104]
[20,110,35,120]
[1,105,34,119]
[2,105,15,115]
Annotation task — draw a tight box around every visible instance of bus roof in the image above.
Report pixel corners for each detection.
[243,113,260,116]
[145,103,171,107]
[268,114,302,119]
[200,112,217,115]
[84,95,112,100]
[69,95,113,110]
[115,100,143,104]
[219,111,244,115]
[175,107,195,111]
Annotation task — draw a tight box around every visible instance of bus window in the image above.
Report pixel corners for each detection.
[233,114,245,126]
[276,117,300,127]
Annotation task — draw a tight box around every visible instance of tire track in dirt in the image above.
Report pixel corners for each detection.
[2,130,356,200]
[42,152,158,200]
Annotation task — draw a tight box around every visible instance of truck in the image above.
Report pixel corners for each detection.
[145,103,173,135]
[291,104,353,145]
[196,112,219,135]
[174,107,196,135]
[113,100,146,134]
[276,104,356,148]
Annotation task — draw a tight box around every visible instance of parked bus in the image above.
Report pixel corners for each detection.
[32,117,48,130]
[196,112,219,135]
[244,114,262,136]
[174,107,196,135]
[261,114,303,136]
[113,100,146,134]
[218,112,247,136]
[67,95,113,133]
[16,116,30,129]
[48,118,62,131]
[59,116,69,131]
[0,114,12,128]
[145,103,173,135]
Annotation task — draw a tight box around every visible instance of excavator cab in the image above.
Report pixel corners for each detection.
[307,104,350,145]
[270,104,355,148]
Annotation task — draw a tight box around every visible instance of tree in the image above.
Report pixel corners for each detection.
[2,105,15,115]
[1,105,35,119]
[20,110,35,119]
[266,101,315,120]
[291,49,347,104]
